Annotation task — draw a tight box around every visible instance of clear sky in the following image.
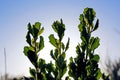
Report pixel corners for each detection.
[0,0,120,77]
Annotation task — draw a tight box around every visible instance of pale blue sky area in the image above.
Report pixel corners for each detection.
[0,0,120,77]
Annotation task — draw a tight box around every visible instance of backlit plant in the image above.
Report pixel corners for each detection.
[23,7,109,80]
[48,19,70,80]
[23,22,46,80]
[68,8,109,80]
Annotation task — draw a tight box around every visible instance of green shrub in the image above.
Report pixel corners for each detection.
[48,19,70,80]
[68,7,109,80]
[23,22,47,80]
[23,7,109,80]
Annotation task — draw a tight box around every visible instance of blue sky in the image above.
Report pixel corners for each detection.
[0,0,120,77]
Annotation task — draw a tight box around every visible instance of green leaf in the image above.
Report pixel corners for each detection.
[65,38,70,52]
[54,49,58,60]
[68,70,74,78]
[62,65,67,77]
[35,22,41,30]
[69,57,73,63]
[52,21,59,33]
[49,34,58,47]
[96,68,102,80]
[84,7,96,25]
[78,14,86,32]
[61,42,65,50]
[90,37,94,43]
[93,54,100,62]
[27,50,38,67]
[50,50,56,60]
[27,23,33,34]
[33,25,39,40]
[53,68,58,79]
[23,46,29,56]
[39,36,44,51]
[38,59,46,72]
[80,22,89,42]
[26,32,31,46]
[62,52,66,59]
[78,24,83,32]
[52,19,65,41]
[23,46,34,56]
[46,61,54,73]
[91,37,100,50]
[38,27,44,35]
[81,37,87,52]
[68,57,76,78]
[59,19,65,41]
[56,54,65,69]
[29,68,36,77]
[61,62,67,77]
[93,19,99,31]
[79,14,84,22]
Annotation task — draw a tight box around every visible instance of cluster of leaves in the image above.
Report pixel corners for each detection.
[23,22,47,80]
[23,7,109,80]
[23,20,69,80]
[48,19,70,80]
[68,8,109,80]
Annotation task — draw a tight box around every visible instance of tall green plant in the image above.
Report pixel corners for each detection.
[23,22,46,80]
[23,7,109,80]
[68,8,109,80]
[48,19,70,80]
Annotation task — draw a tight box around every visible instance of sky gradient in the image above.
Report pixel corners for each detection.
[0,0,120,77]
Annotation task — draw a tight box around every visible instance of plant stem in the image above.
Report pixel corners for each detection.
[35,67,38,80]
[58,40,62,80]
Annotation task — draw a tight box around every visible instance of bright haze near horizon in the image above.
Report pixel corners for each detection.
[0,0,120,77]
